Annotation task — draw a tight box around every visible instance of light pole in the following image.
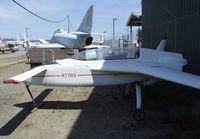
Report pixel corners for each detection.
[113,17,118,47]
[164,8,177,52]
[67,16,70,33]
[103,31,107,45]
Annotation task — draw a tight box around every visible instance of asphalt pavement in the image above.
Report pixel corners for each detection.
[0,51,27,67]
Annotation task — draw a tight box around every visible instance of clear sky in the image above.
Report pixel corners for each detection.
[0,0,141,40]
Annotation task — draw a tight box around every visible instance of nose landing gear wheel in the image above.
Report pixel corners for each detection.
[26,101,37,110]
[26,101,44,110]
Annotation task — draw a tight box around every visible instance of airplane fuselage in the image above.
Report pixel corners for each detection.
[51,31,91,49]
[25,59,149,87]
[25,47,187,87]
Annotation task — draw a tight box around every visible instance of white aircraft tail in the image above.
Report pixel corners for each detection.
[76,5,93,34]
[16,35,21,44]
[156,38,166,51]
[23,33,31,48]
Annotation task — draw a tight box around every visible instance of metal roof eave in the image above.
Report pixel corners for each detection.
[126,12,142,26]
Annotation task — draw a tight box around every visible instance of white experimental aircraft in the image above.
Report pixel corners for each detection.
[50,5,93,48]
[4,39,200,120]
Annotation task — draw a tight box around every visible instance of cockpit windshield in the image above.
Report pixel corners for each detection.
[71,47,139,61]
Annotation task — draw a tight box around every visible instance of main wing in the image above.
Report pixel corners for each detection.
[92,61,200,90]
[3,66,47,84]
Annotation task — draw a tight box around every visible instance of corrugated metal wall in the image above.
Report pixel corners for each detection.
[142,0,200,74]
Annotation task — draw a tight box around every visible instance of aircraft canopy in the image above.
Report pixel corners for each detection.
[71,47,139,61]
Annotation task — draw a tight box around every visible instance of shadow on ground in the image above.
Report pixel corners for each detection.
[1,82,200,139]
[66,82,200,139]
[0,89,53,135]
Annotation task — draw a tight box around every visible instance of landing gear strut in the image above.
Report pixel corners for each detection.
[125,83,145,121]
[25,83,42,110]
[134,83,144,121]
[122,83,132,98]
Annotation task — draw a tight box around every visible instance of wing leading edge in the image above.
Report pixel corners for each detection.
[3,66,47,84]
[91,62,200,90]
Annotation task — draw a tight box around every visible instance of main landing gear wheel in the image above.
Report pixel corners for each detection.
[134,109,145,121]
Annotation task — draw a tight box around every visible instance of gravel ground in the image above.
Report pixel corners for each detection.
[1,62,200,139]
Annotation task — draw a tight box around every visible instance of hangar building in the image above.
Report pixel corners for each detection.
[142,0,200,74]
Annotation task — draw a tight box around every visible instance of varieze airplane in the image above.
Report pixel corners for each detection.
[4,39,200,120]
[50,5,93,48]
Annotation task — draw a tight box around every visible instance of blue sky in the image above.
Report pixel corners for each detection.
[0,0,141,40]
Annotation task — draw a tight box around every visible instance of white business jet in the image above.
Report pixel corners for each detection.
[50,5,93,48]
[24,5,93,49]
[4,39,200,120]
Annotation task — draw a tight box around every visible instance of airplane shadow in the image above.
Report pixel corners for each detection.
[0,85,130,137]
[0,89,53,136]
[1,83,200,138]
[66,84,200,139]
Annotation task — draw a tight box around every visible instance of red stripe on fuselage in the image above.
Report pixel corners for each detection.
[34,75,61,77]
[77,73,120,76]
[33,73,129,78]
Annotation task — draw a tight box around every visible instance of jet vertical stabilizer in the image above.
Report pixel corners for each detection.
[23,34,31,49]
[77,5,93,34]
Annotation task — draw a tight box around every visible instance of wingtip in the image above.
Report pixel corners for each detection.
[3,79,21,84]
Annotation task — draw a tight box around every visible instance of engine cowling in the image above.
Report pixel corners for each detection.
[85,37,93,46]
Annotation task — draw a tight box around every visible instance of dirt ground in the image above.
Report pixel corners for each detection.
[1,62,200,139]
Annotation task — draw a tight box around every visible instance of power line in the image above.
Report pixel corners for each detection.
[11,0,67,23]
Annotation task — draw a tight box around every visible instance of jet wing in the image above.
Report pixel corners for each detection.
[3,66,47,84]
[92,62,200,90]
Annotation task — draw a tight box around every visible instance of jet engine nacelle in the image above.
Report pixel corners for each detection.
[85,37,93,46]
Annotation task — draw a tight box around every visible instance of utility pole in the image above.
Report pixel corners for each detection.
[112,17,118,47]
[67,16,70,33]
[103,31,107,45]
[164,8,177,52]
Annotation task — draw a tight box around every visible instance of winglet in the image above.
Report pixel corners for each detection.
[156,38,166,51]
[77,5,93,34]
